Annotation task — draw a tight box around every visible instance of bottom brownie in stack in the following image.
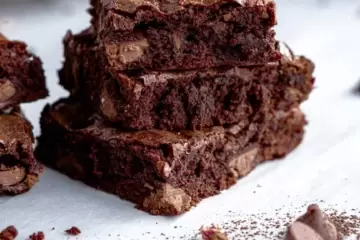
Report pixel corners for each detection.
[0,108,43,195]
[35,99,306,215]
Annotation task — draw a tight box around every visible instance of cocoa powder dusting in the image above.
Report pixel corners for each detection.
[180,203,360,240]
[326,209,360,237]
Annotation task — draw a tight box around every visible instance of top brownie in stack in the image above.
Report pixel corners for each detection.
[89,0,280,70]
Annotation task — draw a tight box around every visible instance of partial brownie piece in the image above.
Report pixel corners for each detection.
[0,34,48,110]
[35,99,306,215]
[0,107,43,195]
[90,0,280,70]
[59,29,314,131]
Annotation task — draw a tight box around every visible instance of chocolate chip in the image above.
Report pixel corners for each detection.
[0,165,26,186]
[0,81,16,102]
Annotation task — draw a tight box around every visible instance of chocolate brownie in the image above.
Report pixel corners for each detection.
[0,107,43,195]
[59,29,314,131]
[89,0,280,70]
[35,99,306,215]
[0,34,48,110]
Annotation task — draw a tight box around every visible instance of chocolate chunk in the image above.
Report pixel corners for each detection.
[228,147,259,178]
[141,183,192,215]
[297,204,339,240]
[105,39,149,65]
[286,204,341,240]
[0,81,16,102]
[286,222,324,240]
[0,165,26,186]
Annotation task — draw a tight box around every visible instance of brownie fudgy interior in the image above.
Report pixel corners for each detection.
[59,29,314,131]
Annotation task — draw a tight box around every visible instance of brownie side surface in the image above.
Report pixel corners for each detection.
[0,35,48,109]
[59,30,314,131]
[36,99,305,215]
[258,108,306,162]
[90,0,279,70]
[0,108,43,195]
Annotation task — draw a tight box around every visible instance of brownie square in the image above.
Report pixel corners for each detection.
[35,98,306,215]
[59,29,314,131]
[89,0,280,70]
[0,34,48,110]
[0,107,43,195]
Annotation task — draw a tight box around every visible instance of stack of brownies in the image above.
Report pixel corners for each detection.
[36,0,314,215]
[0,34,48,195]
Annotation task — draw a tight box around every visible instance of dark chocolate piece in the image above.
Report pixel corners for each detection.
[59,29,314,131]
[36,99,306,215]
[0,108,43,195]
[0,34,48,110]
[286,204,340,240]
[286,222,324,240]
[89,0,279,70]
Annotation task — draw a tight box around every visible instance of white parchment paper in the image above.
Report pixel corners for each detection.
[1,0,360,239]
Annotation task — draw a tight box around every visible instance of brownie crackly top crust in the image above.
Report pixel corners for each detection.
[100,0,274,14]
[0,107,43,195]
[90,0,279,70]
[0,34,48,110]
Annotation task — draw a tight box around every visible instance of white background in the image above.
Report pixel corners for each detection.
[1,0,360,239]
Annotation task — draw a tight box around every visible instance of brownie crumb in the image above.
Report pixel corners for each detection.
[65,226,81,236]
[29,231,45,240]
[0,226,18,240]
